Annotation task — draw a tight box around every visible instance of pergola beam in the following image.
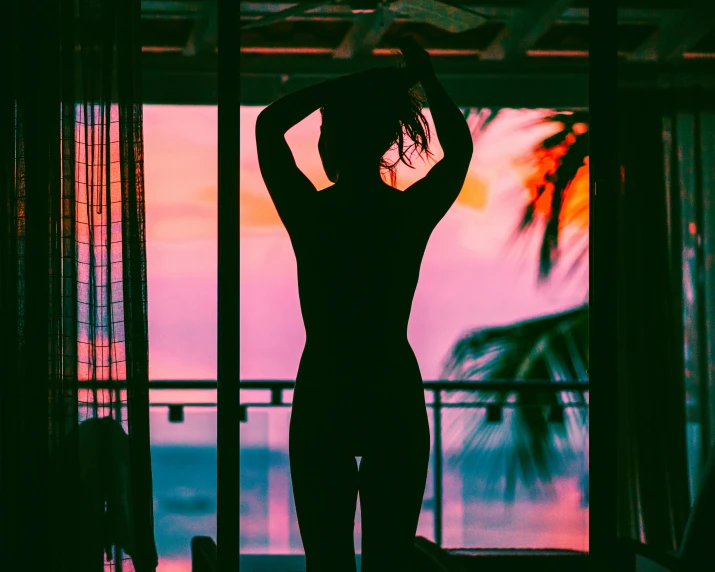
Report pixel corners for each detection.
[142,0,201,19]
[239,1,328,31]
[481,0,574,61]
[184,0,218,56]
[332,8,395,59]
[236,3,668,26]
[137,51,715,105]
[140,1,688,31]
[627,6,715,62]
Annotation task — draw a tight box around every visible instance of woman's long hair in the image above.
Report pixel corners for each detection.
[321,65,433,187]
[380,76,433,186]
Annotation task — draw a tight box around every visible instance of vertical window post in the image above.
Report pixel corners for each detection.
[217,1,241,570]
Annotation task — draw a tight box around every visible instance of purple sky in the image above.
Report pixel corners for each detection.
[238,106,588,381]
[143,105,589,555]
[142,105,588,383]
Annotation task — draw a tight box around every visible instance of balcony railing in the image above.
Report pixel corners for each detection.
[72,380,589,562]
[244,379,588,549]
[80,379,588,563]
[136,379,589,554]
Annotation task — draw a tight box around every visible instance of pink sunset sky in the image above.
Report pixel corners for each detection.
[142,106,589,555]
[142,105,588,385]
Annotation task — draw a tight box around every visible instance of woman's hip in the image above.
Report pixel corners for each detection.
[289,398,429,458]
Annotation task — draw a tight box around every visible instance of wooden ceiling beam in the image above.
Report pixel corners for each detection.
[332,8,395,59]
[627,6,715,62]
[481,0,575,61]
[184,0,218,56]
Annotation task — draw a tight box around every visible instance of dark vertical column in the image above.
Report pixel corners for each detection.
[700,107,715,462]
[18,0,59,568]
[433,392,443,546]
[589,0,620,568]
[691,99,713,469]
[217,0,241,570]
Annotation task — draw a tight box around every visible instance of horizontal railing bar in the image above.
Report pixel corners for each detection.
[239,380,588,391]
[235,402,589,409]
[150,403,218,407]
[91,401,589,409]
[74,380,589,390]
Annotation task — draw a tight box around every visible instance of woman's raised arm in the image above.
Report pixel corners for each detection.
[398,37,474,229]
[255,69,401,232]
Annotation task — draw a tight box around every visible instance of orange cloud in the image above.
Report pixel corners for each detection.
[194,185,217,203]
[456,175,488,210]
[152,217,216,241]
[560,161,589,231]
[240,190,283,229]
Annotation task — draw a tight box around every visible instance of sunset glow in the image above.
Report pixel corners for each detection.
[142,105,590,564]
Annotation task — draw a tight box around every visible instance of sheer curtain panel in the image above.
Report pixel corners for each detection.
[0,1,158,570]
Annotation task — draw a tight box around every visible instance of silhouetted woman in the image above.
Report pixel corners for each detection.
[255,37,473,571]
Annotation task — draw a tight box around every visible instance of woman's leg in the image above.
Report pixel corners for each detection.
[289,404,360,572]
[358,398,431,571]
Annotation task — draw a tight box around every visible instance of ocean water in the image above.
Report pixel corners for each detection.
[150,442,587,571]
[152,445,217,569]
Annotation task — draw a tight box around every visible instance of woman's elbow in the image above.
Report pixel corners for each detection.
[462,136,474,158]
[255,110,272,133]
[460,125,474,153]
[445,137,473,165]
[255,109,283,135]
[255,113,285,148]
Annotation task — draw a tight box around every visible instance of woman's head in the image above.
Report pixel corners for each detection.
[318,68,432,186]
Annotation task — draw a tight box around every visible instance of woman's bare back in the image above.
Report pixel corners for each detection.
[292,183,430,352]
[289,183,431,455]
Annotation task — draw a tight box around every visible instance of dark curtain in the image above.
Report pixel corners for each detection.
[615,89,692,553]
[662,91,715,568]
[0,1,158,571]
[665,93,715,477]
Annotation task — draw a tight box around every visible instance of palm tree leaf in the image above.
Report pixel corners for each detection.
[440,307,589,503]
[506,111,589,282]
[442,109,591,504]
[464,107,501,140]
[443,307,588,380]
[564,243,589,281]
[537,134,589,280]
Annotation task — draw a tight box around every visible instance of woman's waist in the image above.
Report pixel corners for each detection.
[302,332,412,354]
[297,340,421,384]
[293,362,424,405]
[299,299,412,332]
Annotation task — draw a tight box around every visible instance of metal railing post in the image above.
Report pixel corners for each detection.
[433,389,443,547]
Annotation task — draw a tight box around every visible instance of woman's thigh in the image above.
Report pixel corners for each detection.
[358,398,430,571]
[289,405,360,571]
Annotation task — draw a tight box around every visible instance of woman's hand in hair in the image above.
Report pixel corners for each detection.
[329,67,417,102]
[395,36,434,81]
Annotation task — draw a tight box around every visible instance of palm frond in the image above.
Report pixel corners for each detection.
[443,306,588,380]
[464,107,501,140]
[440,307,589,504]
[514,112,589,282]
[439,109,590,504]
